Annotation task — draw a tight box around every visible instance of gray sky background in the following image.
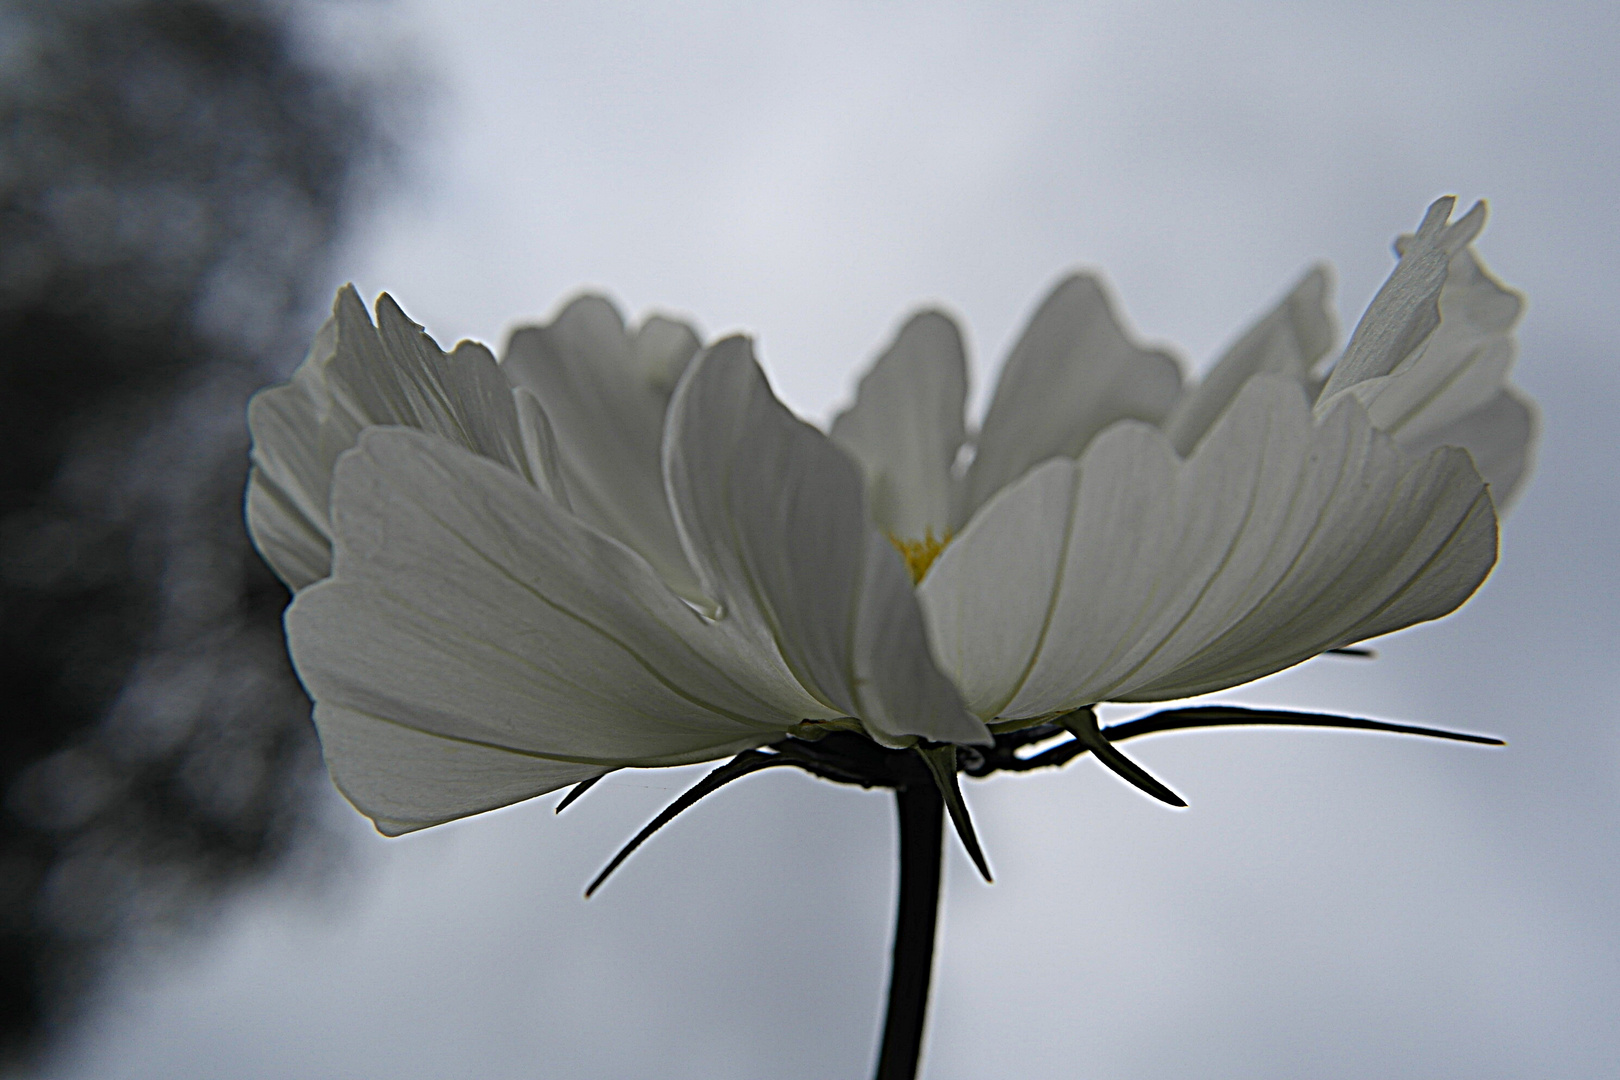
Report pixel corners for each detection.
[36,1,1620,1077]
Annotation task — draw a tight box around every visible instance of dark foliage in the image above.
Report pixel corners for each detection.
[0,0,393,1062]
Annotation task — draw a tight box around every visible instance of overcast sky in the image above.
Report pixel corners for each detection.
[36,2,1620,1078]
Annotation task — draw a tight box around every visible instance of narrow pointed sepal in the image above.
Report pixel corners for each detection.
[1059,707,1187,808]
[555,773,610,814]
[1103,706,1504,747]
[585,750,795,897]
[916,744,993,882]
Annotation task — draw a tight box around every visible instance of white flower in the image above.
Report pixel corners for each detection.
[247,197,1534,835]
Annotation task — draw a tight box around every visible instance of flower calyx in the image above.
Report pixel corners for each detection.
[573,706,1504,897]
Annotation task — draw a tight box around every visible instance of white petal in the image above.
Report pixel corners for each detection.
[636,313,704,396]
[316,703,609,836]
[246,329,340,590]
[830,310,969,539]
[917,460,1078,720]
[245,470,329,593]
[245,287,536,589]
[514,387,573,510]
[851,528,989,745]
[1342,247,1518,434]
[1332,244,1536,511]
[331,289,529,474]
[289,428,818,789]
[502,296,704,600]
[963,273,1182,522]
[1163,265,1336,455]
[665,338,989,746]
[1401,386,1537,511]
[1109,387,1496,703]
[922,376,1496,718]
[1318,196,1486,401]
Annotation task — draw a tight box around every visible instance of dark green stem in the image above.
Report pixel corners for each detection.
[875,779,945,1080]
[583,710,1501,1075]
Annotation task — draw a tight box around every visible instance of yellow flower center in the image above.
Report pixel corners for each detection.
[888,528,952,585]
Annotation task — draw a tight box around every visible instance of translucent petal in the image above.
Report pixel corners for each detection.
[347,292,529,472]
[1318,196,1485,400]
[245,319,340,590]
[289,429,820,794]
[316,702,610,836]
[1111,389,1496,703]
[921,376,1497,718]
[830,310,969,539]
[1163,265,1336,455]
[502,296,704,600]
[1401,386,1537,512]
[665,338,989,746]
[245,286,537,589]
[514,387,573,509]
[1334,244,1535,511]
[963,272,1182,522]
[916,460,1076,720]
[636,313,703,396]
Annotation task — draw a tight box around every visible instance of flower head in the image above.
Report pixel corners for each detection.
[247,197,1534,836]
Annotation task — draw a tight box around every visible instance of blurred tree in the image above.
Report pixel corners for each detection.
[0,0,395,1063]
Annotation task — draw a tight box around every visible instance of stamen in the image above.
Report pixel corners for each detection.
[888,528,952,585]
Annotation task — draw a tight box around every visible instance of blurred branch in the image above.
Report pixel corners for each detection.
[0,0,404,1063]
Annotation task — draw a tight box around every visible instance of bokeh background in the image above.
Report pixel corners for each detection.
[3,1,1616,1078]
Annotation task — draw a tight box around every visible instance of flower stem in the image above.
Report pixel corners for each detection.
[874,779,945,1080]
